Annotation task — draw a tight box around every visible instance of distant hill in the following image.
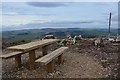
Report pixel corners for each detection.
[2,28,118,42]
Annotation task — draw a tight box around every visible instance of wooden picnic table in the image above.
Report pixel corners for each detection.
[7,39,59,69]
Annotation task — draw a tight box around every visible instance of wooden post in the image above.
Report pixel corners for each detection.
[29,50,36,69]
[15,55,21,68]
[42,45,48,56]
[46,60,54,73]
[108,12,111,37]
[58,54,63,64]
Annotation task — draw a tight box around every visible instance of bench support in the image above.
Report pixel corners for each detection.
[47,60,54,73]
[15,55,21,68]
[29,50,36,69]
[42,45,48,56]
[35,47,68,73]
[58,54,63,64]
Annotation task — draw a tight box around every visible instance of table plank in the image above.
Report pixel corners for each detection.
[7,39,59,52]
[0,51,23,59]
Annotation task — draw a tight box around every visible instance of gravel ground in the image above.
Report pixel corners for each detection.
[1,41,119,78]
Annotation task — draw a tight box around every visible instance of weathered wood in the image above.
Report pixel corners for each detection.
[58,53,63,64]
[0,51,23,59]
[2,39,60,70]
[47,60,54,73]
[7,39,59,52]
[29,50,36,69]
[113,43,120,46]
[35,47,68,65]
[15,55,21,68]
[42,45,48,56]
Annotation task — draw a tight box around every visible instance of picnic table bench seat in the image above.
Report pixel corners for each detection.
[0,51,23,59]
[35,47,68,73]
[0,51,24,68]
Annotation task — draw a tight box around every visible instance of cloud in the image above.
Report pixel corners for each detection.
[47,21,94,25]
[2,19,118,31]
[112,14,119,23]
[2,12,19,16]
[27,2,67,8]
[2,15,43,26]
[93,3,109,6]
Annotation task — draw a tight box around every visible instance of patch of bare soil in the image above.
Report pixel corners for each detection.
[1,41,119,78]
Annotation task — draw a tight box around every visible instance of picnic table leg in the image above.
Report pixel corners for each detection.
[29,50,36,69]
[15,55,21,68]
[47,60,54,73]
[58,53,63,64]
[42,45,48,56]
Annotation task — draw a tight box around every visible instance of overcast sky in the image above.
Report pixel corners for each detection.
[1,2,118,31]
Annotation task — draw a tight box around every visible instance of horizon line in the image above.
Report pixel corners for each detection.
[2,27,119,32]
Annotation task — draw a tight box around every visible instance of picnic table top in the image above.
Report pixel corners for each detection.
[7,39,59,52]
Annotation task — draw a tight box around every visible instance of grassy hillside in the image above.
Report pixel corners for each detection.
[2,28,118,42]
